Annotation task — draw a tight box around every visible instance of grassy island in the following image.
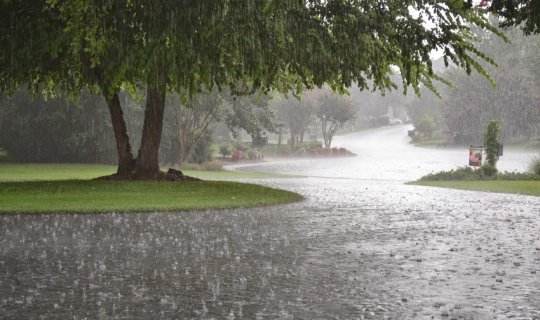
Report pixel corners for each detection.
[0,164,303,214]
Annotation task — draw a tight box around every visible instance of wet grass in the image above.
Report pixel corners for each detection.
[0,163,303,213]
[409,180,540,196]
[0,163,290,181]
[0,180,303,214]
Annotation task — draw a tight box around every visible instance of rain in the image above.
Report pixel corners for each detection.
[1,1,540,320]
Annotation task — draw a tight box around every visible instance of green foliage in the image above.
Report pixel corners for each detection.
[233,142,249,152]
[480,163,498,177]
[272,94,314,148]
[483,120,501,167]
[419,166,540,181]
[488,0,540,35]
[529,156,540,175]
[184,131,213,164]
[415,114,437,138]
[0,90,117,163]
[407,26,540,146]
[307,88,358,147]
[219,143,232,157]
[420,166,481,181]
[224,91,277,144]
[0,1,510,175]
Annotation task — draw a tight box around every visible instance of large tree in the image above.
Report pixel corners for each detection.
[1,0,502,179]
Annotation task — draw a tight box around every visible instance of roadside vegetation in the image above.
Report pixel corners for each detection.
[408,162,540,196]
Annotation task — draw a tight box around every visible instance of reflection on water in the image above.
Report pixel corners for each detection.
[1,126,539,319]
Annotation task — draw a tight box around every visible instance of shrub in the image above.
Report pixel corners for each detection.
[219,143,231,157]
[231,150,245,161]
[415,114,436,138]
[480,163,498,177]
[202,161,223,171]
[483,120,501,167]
[233,142,248,152]
[419,166,480,181]
[529,156,540,175]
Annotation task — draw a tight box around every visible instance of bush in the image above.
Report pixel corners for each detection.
[480,163,498,177]
[219,143,231,157]
[529,156,540,175]
[415,114,436,138]
[202,161,223,171]
[419,166,540,181]
[233,142,248,152]
[420,166,480,181]
[483,120,501,167]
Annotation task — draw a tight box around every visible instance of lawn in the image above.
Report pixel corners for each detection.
[0,163,303,214]
[0,163,290,181]
[409,180,540,196]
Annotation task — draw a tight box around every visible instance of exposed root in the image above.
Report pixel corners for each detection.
[95,168,202,182]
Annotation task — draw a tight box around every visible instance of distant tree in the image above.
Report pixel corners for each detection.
[171,91,224,166]
[406,24,540,145]
[224,93,277,148]
[415,114,437,139]
[0,90,116,163]
[273,95,314,148]
[309,89,358,148]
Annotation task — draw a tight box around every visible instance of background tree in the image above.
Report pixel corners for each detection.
[308,89,358,148]
[415,114,437,139]
[170,91,224,166]
[273,95,314,148]
[0,90,116,163]
[406,25,540,145]
[224,93,277,148]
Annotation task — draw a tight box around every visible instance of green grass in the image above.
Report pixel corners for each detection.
[409,180,540,196]
[0,163,290,182]
[0,163,303,213]
[0,180,303,214]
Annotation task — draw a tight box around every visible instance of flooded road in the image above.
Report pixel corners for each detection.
[1,126,539,319]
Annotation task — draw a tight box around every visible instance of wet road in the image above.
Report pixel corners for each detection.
[1,126,539,319]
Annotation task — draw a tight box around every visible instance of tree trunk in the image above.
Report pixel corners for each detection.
[136,79,167,178]
[104,92,136,176]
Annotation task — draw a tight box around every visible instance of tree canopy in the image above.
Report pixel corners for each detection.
[0,0,504,179]
[485,0,540,35]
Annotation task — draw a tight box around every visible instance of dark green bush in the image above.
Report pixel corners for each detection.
[419,166,540,181]
[481,163,498,177]
[529,156,540,175]
[219,143,231,157]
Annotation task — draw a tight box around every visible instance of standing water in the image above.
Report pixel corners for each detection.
[1,126,539,319]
